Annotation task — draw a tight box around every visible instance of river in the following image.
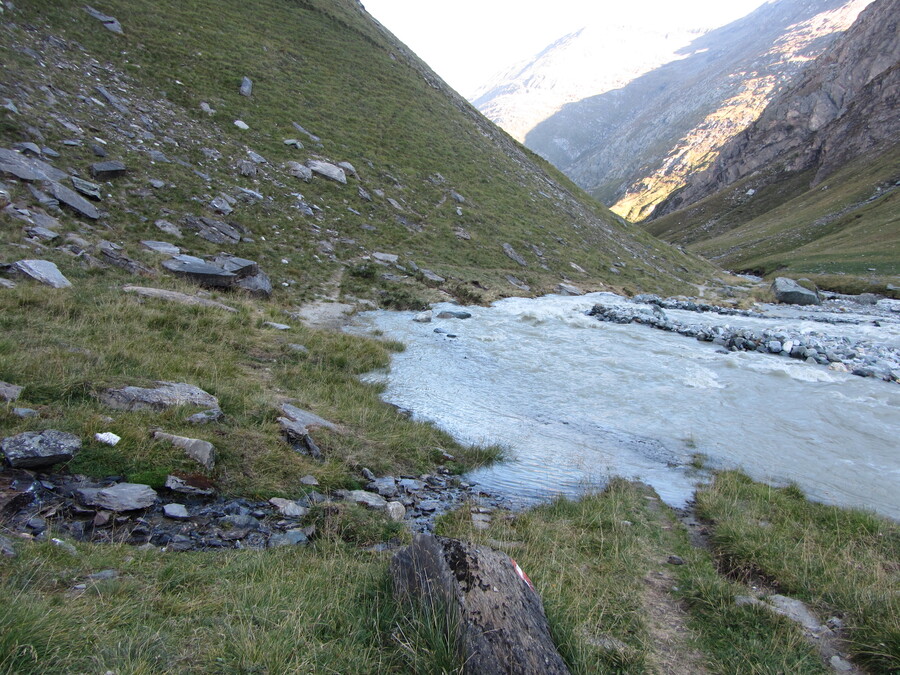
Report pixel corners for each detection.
[347,292,900,519]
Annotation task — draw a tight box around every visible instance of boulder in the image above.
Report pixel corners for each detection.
[239,77,253,97]
[0,381,23,401]
[1,430,81,468]
[392,535,569,675]
[0,147,68,182]
[372,252,399,264]
[211,254,258,278]
[368,476,399,498]
[286,161,313,181]
[162,256,236,288]
[413,311,433,323]
[772,277,820,306]
[437,310,471,320]
[306,160,347,184]
[5,260,72,288]
[99,381,220,411]
[153,431,216,470]
[79,483,157,511]
[386,501,406,522]
[90,161,127,179]
[70,176,102,200]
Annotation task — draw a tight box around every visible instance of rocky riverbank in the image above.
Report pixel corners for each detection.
[589,292,900,384]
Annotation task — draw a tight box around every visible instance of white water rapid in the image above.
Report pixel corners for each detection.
[347,293,900,519]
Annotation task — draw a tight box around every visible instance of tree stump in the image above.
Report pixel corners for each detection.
[391,533,570,674]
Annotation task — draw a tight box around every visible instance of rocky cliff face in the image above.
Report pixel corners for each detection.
[496,0,871,221]
[653,0,899,218]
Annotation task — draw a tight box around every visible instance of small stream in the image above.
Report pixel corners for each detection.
[347,293,900,520]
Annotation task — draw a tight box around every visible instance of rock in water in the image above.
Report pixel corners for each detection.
[772,277,820,305]
[1,430,81,468]
[392,535,570,674]
[8,260,72,288]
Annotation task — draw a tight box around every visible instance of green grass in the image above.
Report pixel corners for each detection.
[0,278,496,496]
[693,471,900,672]
[0,536,451,674]
[646,144,900,288]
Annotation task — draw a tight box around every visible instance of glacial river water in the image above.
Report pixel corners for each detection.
[348,293,900,519]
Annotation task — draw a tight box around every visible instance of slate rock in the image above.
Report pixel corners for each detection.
[234,120,249,130]
[269,497,309,518]
[153,431,215,470]
[1,429,80,468]
[368,476,399,498]
[0,381,23,401]
[502,243,527,267]
[163,503,190,520]
[182,216,242,245]
[162,256,236,288]
[79,483,157,511]
[0,147,68,181]
[268,529,309,547]
[154,219,182,238]
[337,161,357,178]
[97,241,156,277]
[265,322,290,330]
[7,260,72,288]
[187,408,224,424]
[211,254,258,278]
[164,475,216,497]
[235,271,272,298]
[372,252,399,264]
[94,85,130,115]
[307,160,346,184]
[90,161,126,179]
[100,381,219,411]
[84,5,124,34]
[292,122,321,143]
[413,311,432,323]
[141,240,180,255]
[281,403,337,432]
[300,474,319,486]
[49,181,100,219]
[71,176,101,200]
[556,283,583,296]
[437,310,471,320]
[209,196,233,215]
[347,490,387,510]
[123,286,236,312]
[25,226,59,242]
[285,161,313,181]
[772,277,820,306]
[450,190,465,203]
[421,269,445,283]
[239,77,253,97]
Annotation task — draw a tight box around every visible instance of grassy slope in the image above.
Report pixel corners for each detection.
[0,0,712,303]
[645,143,900,288]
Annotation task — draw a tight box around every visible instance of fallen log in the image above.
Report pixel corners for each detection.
[391,534,570,674]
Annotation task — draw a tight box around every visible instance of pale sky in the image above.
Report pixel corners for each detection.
[361,0,772,97]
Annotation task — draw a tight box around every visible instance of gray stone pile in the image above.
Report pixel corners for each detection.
[589,299,900,383]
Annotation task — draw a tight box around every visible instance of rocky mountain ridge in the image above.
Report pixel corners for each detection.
[475,0,871,221]
[652,0,900,218]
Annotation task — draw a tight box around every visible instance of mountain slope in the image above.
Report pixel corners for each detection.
[647,0,900,281]
[515,0,871,220]
[0,0,713,307]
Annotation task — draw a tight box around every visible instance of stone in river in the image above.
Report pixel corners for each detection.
[772,277,820,306]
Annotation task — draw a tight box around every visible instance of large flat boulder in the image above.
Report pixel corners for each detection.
[78,483,157,511]
[7,259,72,288]
[772,277,820,306]
[162,256,236,288]
[306,160,347,184]
[1,430,81,468]
[99,381,220,411]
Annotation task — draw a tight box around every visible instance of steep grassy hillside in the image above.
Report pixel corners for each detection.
[0,0,712,306]
[646,144,900,289]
